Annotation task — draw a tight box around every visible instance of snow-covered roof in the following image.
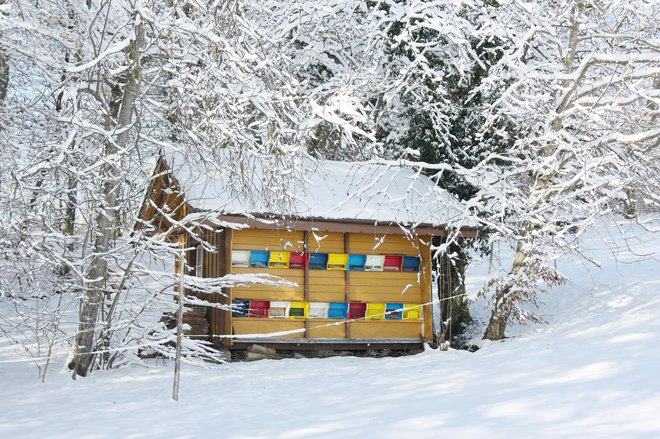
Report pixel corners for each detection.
[162,148,471,229]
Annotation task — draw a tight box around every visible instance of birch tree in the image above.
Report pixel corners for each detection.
[468,0,659,340]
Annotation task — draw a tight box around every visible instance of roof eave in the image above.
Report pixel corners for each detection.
[193,211,478,238]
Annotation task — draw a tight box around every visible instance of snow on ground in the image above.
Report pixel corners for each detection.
[1,218,659,438]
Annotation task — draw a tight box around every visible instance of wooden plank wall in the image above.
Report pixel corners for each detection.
[222,228,433,343]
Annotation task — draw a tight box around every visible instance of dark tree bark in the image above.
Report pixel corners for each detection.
[0,52,7,102]
[435,236,471,343]
[70,22,144,377]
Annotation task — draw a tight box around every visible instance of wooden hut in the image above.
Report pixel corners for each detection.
[138,150,475,353]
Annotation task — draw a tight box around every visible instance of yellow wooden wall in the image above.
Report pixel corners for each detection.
[225,228,433,343]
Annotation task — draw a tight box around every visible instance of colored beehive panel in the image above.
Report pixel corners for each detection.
[231,250,250,267]
[289,301,309,318]
[232,319,305,339]
[307,232,344,253]
[308,253,328,270]
[231,229,305,252]
[385,303,404,320]
[309,319,346,338]
[403,304,423,320]
[348,233,419,255]
[328,302,349,319]
[268,251,290,269]
[231,299,250,317]
[249,251,269,268]
[248,300,270,317]
[366,303,386,320]
[269,301,290,318]
[309,302,330,318]
[364,255,385,271]
[289,252,307,269]
[327,253,349,270]
[347,254,366,271]
[383,255,403,272]
[402,256,420,272]
[351,320,423,339]
[349,302,367,319]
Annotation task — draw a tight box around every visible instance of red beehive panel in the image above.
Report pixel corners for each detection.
[349,302,367,320]
[383,255,403,272]
[289,252,308,269]
[248,300,270,318]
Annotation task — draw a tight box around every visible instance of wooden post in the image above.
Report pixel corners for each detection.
[173,244,185,401]
[223,228,233,347]
[344,233,351,339]
[304,231,310,338]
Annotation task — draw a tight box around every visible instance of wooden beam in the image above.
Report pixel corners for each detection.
[344,232,351,340]
[206,214,478,238]
[304,231,310,339]
[419,236,434,342]
[223,228,233,347]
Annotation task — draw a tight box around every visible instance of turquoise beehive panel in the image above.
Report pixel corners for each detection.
[385,303,403,320]
[249,251,269,268]
[328,302,348,319]
[347,254,366,271]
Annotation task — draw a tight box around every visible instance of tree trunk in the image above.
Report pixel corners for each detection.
[0,52,7,102]
[173,246,185,401]
[70,21,143,377]
[483,238,526,340]
[0,0,8,103]
[482,285,512,341]
[435,237,471,343]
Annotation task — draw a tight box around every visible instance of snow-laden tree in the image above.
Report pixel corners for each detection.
[466,0,660,340]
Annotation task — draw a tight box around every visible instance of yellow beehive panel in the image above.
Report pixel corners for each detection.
[350,288,423,303]
[350,271,422,302]
[231,290,305,301]
[309,320,346,338]
[351,320,423,339]
[288,301,309,318]
[348,233,420,255]
[232,229,305,252]
[327,253,349,270]
[230,267,304,301]
[309,270,345,294]
[366,303,386,320]
[350,271,420,284]
[268,251,291,268]
[232,319,305,339]
[403,304,423,320]
[306,232,344,253]
[308,291,346,303]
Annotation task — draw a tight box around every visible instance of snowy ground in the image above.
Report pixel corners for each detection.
[1,218,659,438]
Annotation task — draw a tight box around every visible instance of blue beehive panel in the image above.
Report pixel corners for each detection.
[232,299,250,317]
[385,303,404,320]
[308,253,329,270]
[402,256,420,272]
[347,254,366,271]
[328,302,349,319]
[249,251,269,268]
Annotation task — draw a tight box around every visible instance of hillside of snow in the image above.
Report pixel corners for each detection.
[1,218,659,438]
